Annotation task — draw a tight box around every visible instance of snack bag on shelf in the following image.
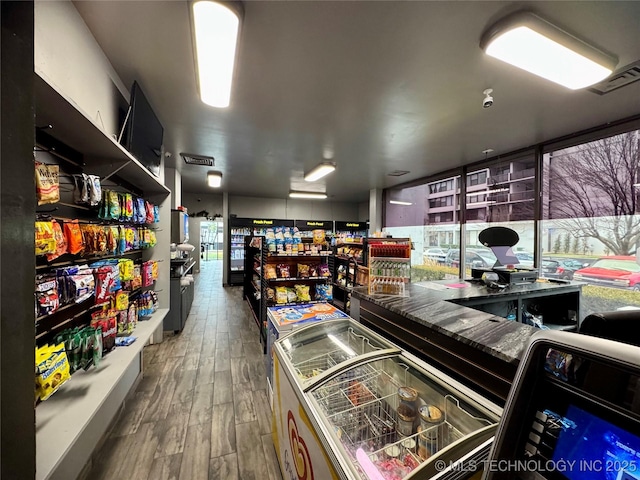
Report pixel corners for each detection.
[35,221,57,256]
[114,290,129,311]
[145,201,155,224]
[132,265,142,290]
[71,266,95,303]
[315,284,333,301]
[153,205,160,223]
[286,287,297,303]
[312,229,326,245]
[275,286,288,304]
[277,264,291,278]
[63,220,84,255]
[35,276,59,316]
[46,219,68,262]
[123,193,134,221]
[107,191,121,220]
[297,264,310,278]
[35,162,60,205]
[151,260,159,280]
[318,264,331,277]
[127,303,137,332]
[265,265,277,279]
[72,173,90,205]
[87,175,101,206]
[118,258,134,282]
[142,261,154,287]
[35,343,70,401]
[295,284,311,302]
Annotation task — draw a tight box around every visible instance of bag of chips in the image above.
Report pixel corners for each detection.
[318,264,331,277]
[114,290,129,311]
[315,284,333,301]
[275,286,288,304]
[295,284,311,302]
[72,173,90,205]
[286,287,297,303]
[35,162,60,205]
[63,220,84,255]
[297,264,310,278]
[265,265,277,279]
[277,264,291,278]
[312,229,326,245]
[35,221,57,256]
[108,191,121,220]
[145,201,154,224]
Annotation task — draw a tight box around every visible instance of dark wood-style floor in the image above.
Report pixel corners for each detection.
[88,260,283,480]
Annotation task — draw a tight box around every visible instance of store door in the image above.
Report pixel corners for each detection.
[200,220,224,261]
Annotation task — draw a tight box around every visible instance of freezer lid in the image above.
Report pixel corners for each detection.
[267,302,350,331]
[304,352,502,480]
[275,318,399,386]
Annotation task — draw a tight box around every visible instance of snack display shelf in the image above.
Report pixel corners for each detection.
[36,249,145,271]
[267,300,324,307]
[36,307,168,480]
[35,295,96,323]
[267,276,330,282]
[267,252,331,257]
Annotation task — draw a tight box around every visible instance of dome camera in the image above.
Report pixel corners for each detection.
[483,89,494,108]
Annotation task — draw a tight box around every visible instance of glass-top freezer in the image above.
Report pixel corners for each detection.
[277,319,399,386]
[272,318,502,480]
[306,354,500,479]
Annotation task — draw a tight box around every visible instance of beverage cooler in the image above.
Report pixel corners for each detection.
[272,319,502,480]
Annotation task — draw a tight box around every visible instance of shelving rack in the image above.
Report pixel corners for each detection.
[331,239,368,313]
[33,74,171,480]
[367,238,412,296]
[244,238,333,351]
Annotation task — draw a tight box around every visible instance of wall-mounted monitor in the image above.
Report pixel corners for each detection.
[120,81,163,177]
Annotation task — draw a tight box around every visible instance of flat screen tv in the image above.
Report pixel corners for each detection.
[120,81,163,177]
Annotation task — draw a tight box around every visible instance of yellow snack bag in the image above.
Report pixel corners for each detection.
[151,260,158,280]
[115,290,129,311]
[36,343,70,401]
[35,221,57,255]
[118,258,134,281]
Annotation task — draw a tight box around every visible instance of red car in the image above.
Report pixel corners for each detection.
[573,255,640,290]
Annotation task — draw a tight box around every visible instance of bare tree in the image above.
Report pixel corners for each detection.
[546,131,640,255]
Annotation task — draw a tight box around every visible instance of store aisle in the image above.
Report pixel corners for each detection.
[88,260,283,480]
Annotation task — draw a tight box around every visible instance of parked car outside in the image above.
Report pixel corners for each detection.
[444,249,497,269]
[541,258,588,280]
[423,248,447,264]
[514,252,534,267]
[573,256,640,290]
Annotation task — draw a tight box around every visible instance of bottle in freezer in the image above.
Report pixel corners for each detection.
[417,404,443,459]
[396,386,418,437]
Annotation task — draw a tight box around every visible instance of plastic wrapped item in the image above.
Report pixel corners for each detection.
[35,162,60,205]
[35,221,57,255]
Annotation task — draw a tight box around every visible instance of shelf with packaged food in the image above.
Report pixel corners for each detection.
[34,73,171,480]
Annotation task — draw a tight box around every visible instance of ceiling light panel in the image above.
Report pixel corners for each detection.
[304,163,336,182]
[481,12,617,90]
[207,171,222,187]
[192,1,240,108]
[289,191,327,199]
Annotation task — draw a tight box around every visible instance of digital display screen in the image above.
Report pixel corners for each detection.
[551,405,640,480]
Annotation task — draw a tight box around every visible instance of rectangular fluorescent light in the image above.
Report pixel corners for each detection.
[481,11,617,89]
[467,200,496,206]
[192,1,240,108]
[207,172,222,188]
[289,191,327,199]
[389,200,413,206]
[304,162,336,182]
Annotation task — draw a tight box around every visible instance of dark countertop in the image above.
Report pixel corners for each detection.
[351,279,582,365]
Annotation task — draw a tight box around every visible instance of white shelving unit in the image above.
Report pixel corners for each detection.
[34,73,172,480]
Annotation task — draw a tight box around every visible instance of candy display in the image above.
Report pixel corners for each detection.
[35,275,59,317]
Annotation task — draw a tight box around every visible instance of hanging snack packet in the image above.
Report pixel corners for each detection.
[35,221,57,256]
[35,343,70,401]
[35,162,60,205]
[35,276,59,316]
[124,193,134,221]
[151,260,158,280]
[118,258,134,282]
[153,205,160,223]
[318,264,331,277]
[88,175,101,206]
[92,327,103,368]
[315,284,333,301]
[127,303,137,332]
[132,265,142,290]
[46,220,68,262]
[93,266,114,305]
[114,290,129,311]
[145,201,154,224]
[312,229,326,245]
[142,261,154,287]
[277,264,291,278]
[71,266,95,303]
[108,191,121,220]
[286,287,298,303]
[107,226,119,254]
[265,265,277,279]
[116,310,129,335]
[72,173,90,205]
[297,264,310,278]
[63,220,84,255]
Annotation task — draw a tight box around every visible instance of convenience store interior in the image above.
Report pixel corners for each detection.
[3,1,640,479]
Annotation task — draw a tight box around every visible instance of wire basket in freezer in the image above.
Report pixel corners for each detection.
[309,362,495,480]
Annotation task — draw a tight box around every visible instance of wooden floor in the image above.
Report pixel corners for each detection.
[88,260,283,480]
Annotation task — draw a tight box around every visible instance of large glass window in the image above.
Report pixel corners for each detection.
[385,175,461,282]
[542,129,640,316]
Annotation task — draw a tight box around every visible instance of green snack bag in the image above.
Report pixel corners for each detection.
[93,327,103,368]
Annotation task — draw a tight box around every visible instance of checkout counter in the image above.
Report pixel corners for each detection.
[350,279,582,404]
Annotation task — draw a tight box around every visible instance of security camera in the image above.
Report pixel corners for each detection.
[483,89,494,108]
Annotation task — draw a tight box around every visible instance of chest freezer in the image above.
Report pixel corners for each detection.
[266,303,352,405]
[272,318,502,480]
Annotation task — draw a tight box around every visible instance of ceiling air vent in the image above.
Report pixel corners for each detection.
[388,170,410,177]
[180,153,215,166]
[589,61,640,95]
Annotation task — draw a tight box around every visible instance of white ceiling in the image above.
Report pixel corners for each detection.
[73,1,640,203]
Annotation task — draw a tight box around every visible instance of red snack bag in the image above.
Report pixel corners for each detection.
[64,220,84,255]
[145,201,154,224]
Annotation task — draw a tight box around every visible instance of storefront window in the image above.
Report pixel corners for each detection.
[541,129,640,317]
[384,175,461,282]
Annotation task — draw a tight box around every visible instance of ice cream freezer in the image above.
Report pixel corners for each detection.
[272,318,503,480]
[266,303,356,406]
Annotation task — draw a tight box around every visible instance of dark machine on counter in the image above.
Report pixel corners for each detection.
[471,226,538,287]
